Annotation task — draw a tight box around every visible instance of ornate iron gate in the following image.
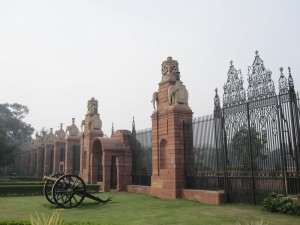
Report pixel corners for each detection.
[213,52,300,204]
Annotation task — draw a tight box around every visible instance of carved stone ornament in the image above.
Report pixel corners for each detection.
[45,128,56,144]
[66,118,80,137]
[87,97,98,115]
[160,56,179,83]
[167,74,189,106]
[89,114,102,130]
[55,123,66,140]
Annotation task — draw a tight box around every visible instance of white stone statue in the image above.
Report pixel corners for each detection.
[66,118,80,137]
[151,91,158,110]
[89,114,102,130]
[55,123,66,140]
[45,128,56,144]
[168,73,189,106]
[87,97,98,115]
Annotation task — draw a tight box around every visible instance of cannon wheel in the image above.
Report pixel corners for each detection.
[52,174,86,208]
[43,173,63,204]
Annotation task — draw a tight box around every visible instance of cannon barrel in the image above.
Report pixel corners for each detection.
[43,175,59,183]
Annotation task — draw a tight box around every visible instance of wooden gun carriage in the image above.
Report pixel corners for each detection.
[43,174,112,208]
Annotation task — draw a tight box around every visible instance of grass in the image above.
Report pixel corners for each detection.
[0,192,299,225]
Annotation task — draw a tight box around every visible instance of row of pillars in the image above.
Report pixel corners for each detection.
[15,137,80,177]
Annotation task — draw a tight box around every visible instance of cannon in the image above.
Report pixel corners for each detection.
[43,173,112,208]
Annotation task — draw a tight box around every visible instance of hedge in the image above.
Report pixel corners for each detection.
[0,184,100,196]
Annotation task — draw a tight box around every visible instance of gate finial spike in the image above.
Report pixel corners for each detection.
[288,67,294,91]
[279,67,283,73]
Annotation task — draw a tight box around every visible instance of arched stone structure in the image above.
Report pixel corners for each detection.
[86,130,132,191]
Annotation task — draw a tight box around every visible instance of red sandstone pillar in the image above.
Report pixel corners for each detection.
[29,149,37,176]
[65,137,80,174]
[150,57,194,199]
[44,144,54,175]
[53,141,66,173]
[36,145,44,177]
[80,98,103,184]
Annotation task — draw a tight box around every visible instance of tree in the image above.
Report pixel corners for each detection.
[0,103,34,172]
[230,126,266,170]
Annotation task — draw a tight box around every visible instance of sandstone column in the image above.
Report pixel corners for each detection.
[80,98,103,184]
[150,57,194,199]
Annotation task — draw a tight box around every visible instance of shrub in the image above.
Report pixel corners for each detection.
[262,192,300,215]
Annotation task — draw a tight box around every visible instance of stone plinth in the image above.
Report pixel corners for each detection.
[150,106,193,199]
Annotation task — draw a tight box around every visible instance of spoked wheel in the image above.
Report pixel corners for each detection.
[52,174,86,208]
[43,173,64,204]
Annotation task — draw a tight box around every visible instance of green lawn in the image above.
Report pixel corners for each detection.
[0,192,299,225]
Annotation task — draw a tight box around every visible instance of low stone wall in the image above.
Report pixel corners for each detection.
[127,185,227,204]
[181,189,227,204]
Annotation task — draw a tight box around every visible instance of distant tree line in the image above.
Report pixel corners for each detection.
[0,103,34,174]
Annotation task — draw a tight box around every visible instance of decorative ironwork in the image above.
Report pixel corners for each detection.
[214,88,220,110]
[288,67,294,91]
[247,51,275,101]
[278,67,288,95]
[223,61,246,107]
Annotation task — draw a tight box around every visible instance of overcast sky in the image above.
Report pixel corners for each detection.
[0,0,299,136]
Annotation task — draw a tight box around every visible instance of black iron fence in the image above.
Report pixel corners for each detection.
[131,119,152,186]
[186,54,300,204]
[131,53,300,204]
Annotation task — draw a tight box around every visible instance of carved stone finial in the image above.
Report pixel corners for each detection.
[230,60,233,66]
[87,97,98,115]
[161,56,179,83]
[55,123,66,140]
[45,128,56,144]
[255,50,259,56]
